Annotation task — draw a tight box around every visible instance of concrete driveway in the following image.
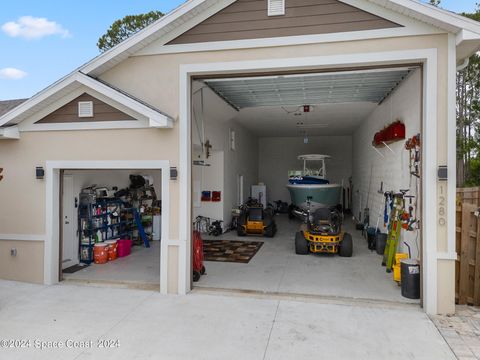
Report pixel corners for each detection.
[0,280,454,360]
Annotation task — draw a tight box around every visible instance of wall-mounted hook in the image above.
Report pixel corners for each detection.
[372,146,385,158]
[381,141,395,154]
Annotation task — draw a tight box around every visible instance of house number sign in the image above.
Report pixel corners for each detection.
[438,184,446,226]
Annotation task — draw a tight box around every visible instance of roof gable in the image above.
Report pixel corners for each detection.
[0,73,174,132]
[168,0,401,44]
[35,93,136,124]
[82,0,480,77]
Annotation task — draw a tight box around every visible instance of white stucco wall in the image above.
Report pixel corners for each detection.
[258,136,353,204]
[352,69,422,259]
[191,83,258,227]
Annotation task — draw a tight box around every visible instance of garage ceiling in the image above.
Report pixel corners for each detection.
[233,102,378,137]
[203,68,414,109]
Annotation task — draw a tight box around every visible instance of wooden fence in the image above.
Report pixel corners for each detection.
[456,187,480,305]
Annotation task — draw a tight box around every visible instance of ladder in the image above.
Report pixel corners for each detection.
[382,193,403,272]
[133,208,150,248]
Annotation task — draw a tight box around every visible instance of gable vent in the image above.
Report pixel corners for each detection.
[78,101,94,118]
[268,0,285,16]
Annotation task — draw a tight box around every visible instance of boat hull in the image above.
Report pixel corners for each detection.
[286,184,342,208]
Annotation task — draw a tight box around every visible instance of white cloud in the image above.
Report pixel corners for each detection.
[0,68,28,80]
[1,16,70,39]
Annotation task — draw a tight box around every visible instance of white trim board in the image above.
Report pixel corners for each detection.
[0,126,20,139]
[0,72,174,129]
[179,49,443,315]
[44,160,171,295]
[0,234,45,241]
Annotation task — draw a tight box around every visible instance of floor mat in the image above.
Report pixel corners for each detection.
[62,264,89,274]
[203,240,264,264]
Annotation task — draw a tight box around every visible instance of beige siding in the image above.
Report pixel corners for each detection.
[36,93,136,123]
[0,241,44,284]
[168,0,401,44]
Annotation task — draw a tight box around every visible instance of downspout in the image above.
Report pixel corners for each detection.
[456,57,470,72]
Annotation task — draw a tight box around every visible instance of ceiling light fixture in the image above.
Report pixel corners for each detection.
[296,123,329,129]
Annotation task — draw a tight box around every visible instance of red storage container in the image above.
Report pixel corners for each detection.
[385,121,405,142]
[373,131,384,146]
[117,239,133,257]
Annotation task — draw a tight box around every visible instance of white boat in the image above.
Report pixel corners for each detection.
[286,154,342,209]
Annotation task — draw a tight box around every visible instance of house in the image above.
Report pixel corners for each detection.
[1,0,479,315]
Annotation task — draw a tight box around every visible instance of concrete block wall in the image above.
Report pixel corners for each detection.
[352,69,422,259]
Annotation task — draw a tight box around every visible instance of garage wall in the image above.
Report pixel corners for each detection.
[192,150,224,221]
[352,69,421,259]
[258,136,353,203]
[191,83,259,227]
[67,169,162,200]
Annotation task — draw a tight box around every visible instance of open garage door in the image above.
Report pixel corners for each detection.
[190,66,423,305]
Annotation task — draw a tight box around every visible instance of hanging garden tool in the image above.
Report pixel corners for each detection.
[405,134,421,178]
[383,191,394,227]
[401,195,418,231]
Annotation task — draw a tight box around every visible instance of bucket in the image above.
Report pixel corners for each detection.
[93,243,109,264]
[366,227,377,250]
[105,240,118,261]
[117,239,133,258]
[376,233,387,255]
[401,259,420,299]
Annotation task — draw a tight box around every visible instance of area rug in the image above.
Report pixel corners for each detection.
[62,264,89,274]
[203,240,264,264]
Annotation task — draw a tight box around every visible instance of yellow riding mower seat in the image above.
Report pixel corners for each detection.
[237,204,277,237]
[295,207,352,257]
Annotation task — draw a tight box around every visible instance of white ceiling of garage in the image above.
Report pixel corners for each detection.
[200,67,416,137]
[233,102,377,137]
[203,68,413,109]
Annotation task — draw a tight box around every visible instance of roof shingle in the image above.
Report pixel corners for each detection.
[0,99,28,117]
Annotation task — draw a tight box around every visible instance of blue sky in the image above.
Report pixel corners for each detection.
[0,0,478,100]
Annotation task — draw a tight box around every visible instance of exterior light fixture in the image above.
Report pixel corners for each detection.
[36,166,45,180]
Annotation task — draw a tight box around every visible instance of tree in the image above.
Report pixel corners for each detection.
[97,11,163,52]
[457,4,480,186]
[429,0,441,6]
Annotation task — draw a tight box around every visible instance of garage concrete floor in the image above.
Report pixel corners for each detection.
[0,280,453,360]
[62,241,160,288]
[198,214,419,304]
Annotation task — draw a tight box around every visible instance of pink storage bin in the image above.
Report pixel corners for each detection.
[117,239,133,257]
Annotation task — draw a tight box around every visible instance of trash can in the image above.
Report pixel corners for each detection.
[375,233,387,255]
[401,259,420,299]
[366,227,377,250]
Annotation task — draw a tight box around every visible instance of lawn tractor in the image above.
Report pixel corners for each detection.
[294,200,353,257]
[237,199,277,237]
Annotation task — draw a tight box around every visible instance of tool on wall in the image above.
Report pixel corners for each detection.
[400,194,418,231]
[383,191,394,227]
[192,87,213,161]
[405,134,421,179]
[362,165,374,233]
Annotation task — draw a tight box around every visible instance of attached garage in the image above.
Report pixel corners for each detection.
[190,66,422,304]
[1,0,480,315]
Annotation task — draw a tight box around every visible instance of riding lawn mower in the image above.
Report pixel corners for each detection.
[237,199,277,237]
[294,199,353,257]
